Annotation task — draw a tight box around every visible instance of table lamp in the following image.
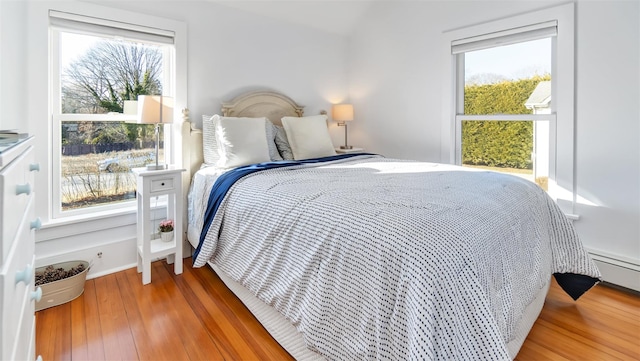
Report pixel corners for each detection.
[332,104,354,149]
[137,95,173,170]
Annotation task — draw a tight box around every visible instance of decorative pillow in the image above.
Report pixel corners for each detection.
[265,120,283,161]
[281,115,336,160]
[215,117,271,168]
[202,114,220,165]
[274,125,294,160]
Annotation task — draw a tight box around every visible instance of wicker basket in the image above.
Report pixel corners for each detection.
[35,261,90,312]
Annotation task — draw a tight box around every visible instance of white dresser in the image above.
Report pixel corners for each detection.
[0,137,40,360]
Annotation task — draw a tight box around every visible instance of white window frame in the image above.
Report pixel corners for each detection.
[50,17,174,218]
[29,1,187,226]
[441,3,576,216]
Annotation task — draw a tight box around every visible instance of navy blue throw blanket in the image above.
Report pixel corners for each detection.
[193,153,373,260]
[553,273,599,300]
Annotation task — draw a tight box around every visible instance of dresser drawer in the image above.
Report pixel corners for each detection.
[1,145,35,263]
[9,290,36,361]
[150,177,175,192]
[0,199,36,358]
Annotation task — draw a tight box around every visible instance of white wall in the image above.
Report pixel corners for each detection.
[85,1,351,134]
[349,1,640,289]
[0,0,27,131]
[571,1,639,289]
[23,0,351,278]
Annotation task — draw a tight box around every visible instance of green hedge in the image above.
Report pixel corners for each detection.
[461,75,550,169]
[462,121,533,169]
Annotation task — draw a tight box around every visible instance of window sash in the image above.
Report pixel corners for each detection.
[455,116,558,201]
[454,114,557,164]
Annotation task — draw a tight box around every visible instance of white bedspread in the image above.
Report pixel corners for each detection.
[187,165,227,244]
[193,155,600,360]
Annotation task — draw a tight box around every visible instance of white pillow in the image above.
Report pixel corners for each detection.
[203,115,282,165]
[281,115,336,160]
[216,117,271,168]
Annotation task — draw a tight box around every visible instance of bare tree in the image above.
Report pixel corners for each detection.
[62,40,162,114]
[61,40,162,145]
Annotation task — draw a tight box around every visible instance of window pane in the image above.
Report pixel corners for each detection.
[60,33,164,114]
[464,38,551,115]
[61,121,165,211]
[462,120,549,190]
[58,31,168,212]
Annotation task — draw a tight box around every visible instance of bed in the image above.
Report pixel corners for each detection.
[181,91,601,360]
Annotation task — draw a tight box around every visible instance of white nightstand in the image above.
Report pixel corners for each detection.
[132,166,186,285]
[335,147,364,154]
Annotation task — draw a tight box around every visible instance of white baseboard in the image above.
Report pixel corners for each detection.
[587,248,640,292]
[35,235,189,281]
[35,237,138,280]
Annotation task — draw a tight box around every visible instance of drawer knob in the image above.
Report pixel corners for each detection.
[30,163,41,172]
[31,287,43,302]
[15,264,33,285]
[16,183,32,195]
[31,217,42,230]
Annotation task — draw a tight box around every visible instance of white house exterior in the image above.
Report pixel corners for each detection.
[525,81,551,186]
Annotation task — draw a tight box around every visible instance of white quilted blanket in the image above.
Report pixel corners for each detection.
[193,155,600,360]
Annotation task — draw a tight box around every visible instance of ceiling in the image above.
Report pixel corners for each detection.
[211,1,374,36]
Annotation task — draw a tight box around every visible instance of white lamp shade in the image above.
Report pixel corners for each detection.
[137,95,174,124]
[332,104,354,122]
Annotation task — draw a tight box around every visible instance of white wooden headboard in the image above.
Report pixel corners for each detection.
[180,108,204,182]
[221,91,304,125]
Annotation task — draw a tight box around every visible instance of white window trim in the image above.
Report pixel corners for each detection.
[29,1,187,233]
[441,3,575,215]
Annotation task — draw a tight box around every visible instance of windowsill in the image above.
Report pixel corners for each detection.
[41,205,138,230]
[37,199,170,242]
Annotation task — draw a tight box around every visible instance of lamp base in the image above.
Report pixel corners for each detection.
[339,145,353,150]
[146,164,167,170]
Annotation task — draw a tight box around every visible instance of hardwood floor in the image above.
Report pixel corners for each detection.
[36,258,640,360]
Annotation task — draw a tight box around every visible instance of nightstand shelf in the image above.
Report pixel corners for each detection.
[137,238,177,258]
[132,166,186,285]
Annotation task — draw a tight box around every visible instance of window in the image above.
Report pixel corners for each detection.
[457,36,554,191]
[50,10,175,217]
[442,3,576,215]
